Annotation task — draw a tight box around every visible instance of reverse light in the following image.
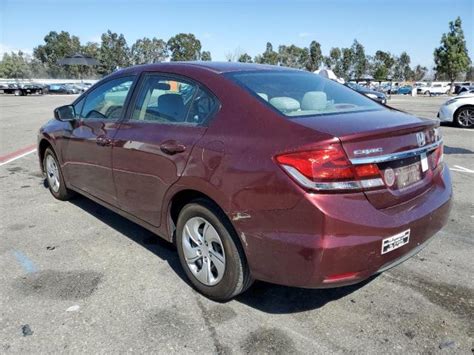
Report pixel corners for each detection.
[275,144,384,192]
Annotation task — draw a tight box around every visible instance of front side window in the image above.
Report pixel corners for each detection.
[227,70,383,118]
[81,76,134,120]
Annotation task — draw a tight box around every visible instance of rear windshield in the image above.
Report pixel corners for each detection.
[227,70,383,117]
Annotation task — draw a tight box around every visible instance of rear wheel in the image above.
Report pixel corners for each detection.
[455,107,474,128]
[425,91,431,96]
[14,89,22,96]
[43,148,75,200]
[176,199,253,301]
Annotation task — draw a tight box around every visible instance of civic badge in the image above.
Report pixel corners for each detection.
[416,132,426,147]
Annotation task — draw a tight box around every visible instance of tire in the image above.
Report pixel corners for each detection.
[43,148,75,200]
[425,91,431,96]
[454,106,474,128]
[176,199,253,301]
[14,89,22,96]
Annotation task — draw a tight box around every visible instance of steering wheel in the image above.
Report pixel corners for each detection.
[85,110,107,119]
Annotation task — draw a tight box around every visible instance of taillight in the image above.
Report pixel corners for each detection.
[275,144,384,191]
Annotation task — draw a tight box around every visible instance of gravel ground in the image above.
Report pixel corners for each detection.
[0,94,472,354]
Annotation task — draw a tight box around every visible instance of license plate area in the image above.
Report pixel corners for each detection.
[379,154,427,190]
[381,229,410,254]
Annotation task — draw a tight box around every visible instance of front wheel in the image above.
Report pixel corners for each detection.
[43,148,75,200]
[176,199,253,301]
[455,107,474,128]
[425,91,431,96]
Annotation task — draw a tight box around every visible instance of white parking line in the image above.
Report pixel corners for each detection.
[450,165,474,173]
[0,148,36,166]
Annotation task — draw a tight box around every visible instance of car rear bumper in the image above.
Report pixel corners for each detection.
[234,165,452,288]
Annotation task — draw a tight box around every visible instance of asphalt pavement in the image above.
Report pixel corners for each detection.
[0,94,472,353]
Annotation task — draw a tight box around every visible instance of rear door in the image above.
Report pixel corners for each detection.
[112,73,219,227]
[62,76,135,205]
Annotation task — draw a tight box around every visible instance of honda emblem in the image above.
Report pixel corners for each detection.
[416,132,426,147]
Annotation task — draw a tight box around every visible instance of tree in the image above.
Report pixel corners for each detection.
[255,42,279,65]
[340,47,353,80]
[131,37,168,65]
[278,44,309,69]
[33,31,81,78]
[372,50,395,79]
[434,17,471,88]
[200,51,212,61]
[466,66,474,81]
[238,53,253,63]
[327,47,343,77]
[306,40,322,71]
[393,52,412,81]
[412,65,428,81]
[98,30,130,75]
[351,39,368,79]
[0,51,31,78]
[80,42,100,78]
[167,33,201,61]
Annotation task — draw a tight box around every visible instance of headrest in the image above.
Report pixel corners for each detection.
[269,97,300,113]
[301,91,327,110]
[158,94,185,121]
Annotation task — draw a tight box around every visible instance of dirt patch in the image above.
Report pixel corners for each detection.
[14,270,103,300]
[241,327,297,354]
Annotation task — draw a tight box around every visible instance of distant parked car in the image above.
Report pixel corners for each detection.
[438,93,474,128]
[345,82,387,104]
[2,83,44,96]
[418,84,450,96]
[48,84,78,94]
[454,82,473,95]
[396,86,413,95]
[457,85,474,95]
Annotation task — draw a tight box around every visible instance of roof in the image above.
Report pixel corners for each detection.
[116,61,297,76]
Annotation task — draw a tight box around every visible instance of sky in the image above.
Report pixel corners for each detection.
[0,0,473,68]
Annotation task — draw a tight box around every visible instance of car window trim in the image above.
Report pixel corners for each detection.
[77,74,138,123]
[124,71,220,127]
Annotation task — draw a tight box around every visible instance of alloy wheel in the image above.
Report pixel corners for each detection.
[181,217,226,286]
[457,108,474,128]
[46,154,60,192]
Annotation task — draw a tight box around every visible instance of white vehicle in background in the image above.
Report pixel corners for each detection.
[418,83,450,96]
[438,93,474,128]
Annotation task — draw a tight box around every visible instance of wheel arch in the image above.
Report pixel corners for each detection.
[38,138,53,173]
[167,189,229,242]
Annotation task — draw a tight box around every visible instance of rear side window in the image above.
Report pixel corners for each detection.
[227,70,383,118]
[131,74,218,125]
[81,76,134,120]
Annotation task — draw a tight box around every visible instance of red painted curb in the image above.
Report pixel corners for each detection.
[0,144,37,164]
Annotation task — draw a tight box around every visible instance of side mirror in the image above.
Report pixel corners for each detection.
[54,105,76,121]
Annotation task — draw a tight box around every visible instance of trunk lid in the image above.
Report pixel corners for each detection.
[293,109,442,209]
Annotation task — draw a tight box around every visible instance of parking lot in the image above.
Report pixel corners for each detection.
[0,94,472,353]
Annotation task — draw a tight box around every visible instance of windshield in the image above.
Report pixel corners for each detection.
[227,70,383,117]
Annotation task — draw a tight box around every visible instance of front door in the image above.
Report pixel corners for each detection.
[62,76,135,205]
[112,73,219,227]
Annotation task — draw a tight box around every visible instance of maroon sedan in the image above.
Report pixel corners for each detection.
[38,62,452,301]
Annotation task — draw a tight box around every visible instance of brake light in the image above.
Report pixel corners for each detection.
[275,144,384,191]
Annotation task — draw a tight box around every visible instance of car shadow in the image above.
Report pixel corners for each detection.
[236,276,377,314]
[443,145,473,155]
[48,184,376,313]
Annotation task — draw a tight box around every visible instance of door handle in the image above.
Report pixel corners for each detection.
[160,140,186,155]
[96,135,112,146]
